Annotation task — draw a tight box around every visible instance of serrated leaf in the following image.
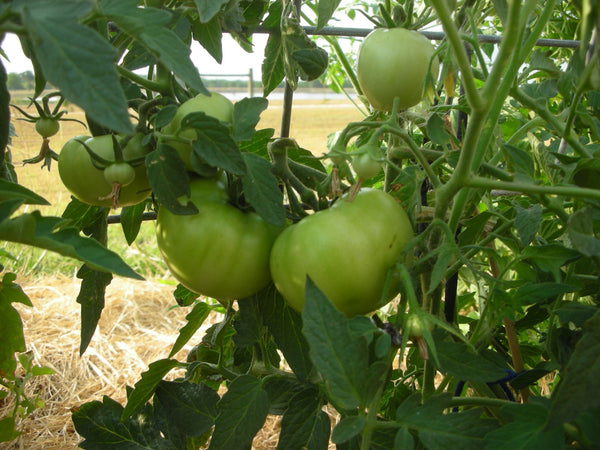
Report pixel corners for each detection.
[72,396,172,449]
[292,47,329,81]
[100,0,206,94]
[426,113,450,146]
[0,179,49,205]
[259,285,313,381]
[145,145,198,215]
[332,416,366,444]
[555,303,599,328]
[486,401,564,450]
[182,113,246,175]
[209,375,269,449]
[302,277,368,410]
[277,388,330,450]
[121,359,181,420]
[398,394,497,449]
[0,211,142,280]
[153,380,219,437]
[428,243,456,294]
[233,296,263,348]
[262,377,307,416]
[194,0,228,23]
[120,202,146,245]
[502,144,534,179]
[22,4,132,134]
[0,273,32,379]
[233,97,268,142]
[76,264,112,355]
[168,302,211,357]
[435,340,508,383]
[262,33,285,96]
[514,204,542,246]
[568,208,600,257]
[241,153,285,227]
[546,312,600,429]
[513,282,577,305]
[317,0,342,30]
[521,244,580,273]
[193,16,223,63]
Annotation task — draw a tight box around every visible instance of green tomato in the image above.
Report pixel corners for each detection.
[103,162,136,187]
[35,117,60,138]
[58,133,151,208]
[270,188,413,317]
[352,143,384,180]
[405,314,431,339]
[161,92,234,170]
[156,178,282,302]
[357,28,438,111]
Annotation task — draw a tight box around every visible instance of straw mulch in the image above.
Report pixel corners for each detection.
[1,275,289,449]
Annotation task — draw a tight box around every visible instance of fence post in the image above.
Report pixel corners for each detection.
[248,68,254,98]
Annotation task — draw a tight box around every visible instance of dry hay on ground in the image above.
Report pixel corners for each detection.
[1,275,296,449]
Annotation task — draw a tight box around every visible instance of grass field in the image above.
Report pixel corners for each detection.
[2,91,362,449]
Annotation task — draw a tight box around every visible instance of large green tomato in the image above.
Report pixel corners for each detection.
[156,178,282,302]
[161,92,234,170]
[58,134,151,208]
[357,28,438,111]
[270,189,413,317]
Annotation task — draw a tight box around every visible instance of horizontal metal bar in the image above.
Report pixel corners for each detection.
[107,211,157,224]
[256,25,581,49]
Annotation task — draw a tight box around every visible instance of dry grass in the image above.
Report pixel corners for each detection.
[2,92,358,449]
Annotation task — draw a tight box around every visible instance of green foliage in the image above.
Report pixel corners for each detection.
[1,0,600,448]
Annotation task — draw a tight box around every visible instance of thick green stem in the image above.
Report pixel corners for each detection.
[116,66,166,94]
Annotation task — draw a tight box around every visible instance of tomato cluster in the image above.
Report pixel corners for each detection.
[58,133,151,208]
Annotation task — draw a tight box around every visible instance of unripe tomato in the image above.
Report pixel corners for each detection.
[161,92,234,170]
[357,28,438,111]
[35,117,60,138]
[352,143,384,180]
[103,162,136,187]
[58,134,151,208]
[270,188,413,317]
[156,178,282,302]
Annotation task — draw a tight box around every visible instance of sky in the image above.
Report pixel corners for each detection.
[1,2,372,78]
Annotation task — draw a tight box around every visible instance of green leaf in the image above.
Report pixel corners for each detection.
[262,377,307,416]
[317,0,342,30]
[241,153,286,227]
[546,312,600,429]
[233,97,268,142]
[486,400,564,450]
[302,277,368,410]
[172,284,200,307]
[0,416,20,443]
[0,273,31,379]
[426,113,450,146]
[121,359,181,420]
[514,204,542,246]
[394,427,415,450]
[502,144,535,180]
[209,375,269,449]
[76,264,112,355]
[182,112,246,175]
[398,394,497,449]
[193,16,223,63]
[277,388,331,450]
[555,303,599,328]
[119,202,146,245]
[262,33,285,96]
[194,0,228,23]
[435,340,508,383]
[258,285,314,381]
[153,380,219,437]
[521,244,580,273]
[72,396,171,449]
[0,179,49,205]
[568,208,600,257]
[292,47,329,81]
[100,0,206,94]
[168,301,211,358]
[0,211,142,280]
[233,296,263,348]
[145,145,198,215]
[513,282,577,306]
[332,415,366,444]
[22,3,132,134]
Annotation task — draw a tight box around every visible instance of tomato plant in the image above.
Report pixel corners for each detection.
[357,27,438,111]
[57,134,150,208]
[160,92,234,170]
[2,1,600,449]
[270,188,413,317]
[156,177,282,302]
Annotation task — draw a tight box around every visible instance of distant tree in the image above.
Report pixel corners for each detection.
[6,70,34,91]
